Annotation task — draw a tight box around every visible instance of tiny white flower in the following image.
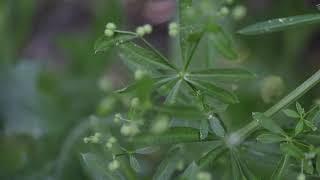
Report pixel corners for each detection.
[196,171,212,180]
[106,22,117,30]
[232,5,247,20]
[104,29,114,37]
[143,24,153,34]
[108,160,120,171]
[136,26,145,36]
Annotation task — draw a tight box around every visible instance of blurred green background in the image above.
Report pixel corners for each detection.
[0,0,319,179]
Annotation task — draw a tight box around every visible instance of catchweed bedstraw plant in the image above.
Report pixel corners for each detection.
[81,1,320,179]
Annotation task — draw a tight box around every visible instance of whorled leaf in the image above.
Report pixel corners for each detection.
[197,142,227,169]
[189,68,255,81]
[153,146,182,180]
[230,150,258,180]
[207,23,238,60]
[238,14,320,35]
[186,79,239,104]
[252,112,285,135]
[130,127,217,147]
[134,146,160,155]
[271,155,290,180]
[94,34,136,53]
[208,116,226,137]
[119,42,176,71]
[179,161,200,180]
[129,155,141,172]
[280,143,304,159]
[165,79,183,105]
[256,133,285,144]
[283,109,300,118]
[200,119,209,140]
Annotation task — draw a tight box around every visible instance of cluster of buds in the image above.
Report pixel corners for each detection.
[108,159,120,171]
[136,24,153,37]
[168,22,179,37]
[83,132,102,144]
[104,22,117,37]
[105,136,117,149]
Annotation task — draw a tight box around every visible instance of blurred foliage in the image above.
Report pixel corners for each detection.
[0,0,319,180]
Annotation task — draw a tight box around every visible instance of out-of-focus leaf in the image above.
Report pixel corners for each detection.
[230,151,258,180]
[119,42,176,71]
[153,146,182,180]
[165,80,183,105]
[256,133,285,144]
[280,143,304,159]
[197,142,226,168]
[303,159,314,174]
[271,155,290,180]
[155,105,205,120]
[186,79,239,104]
[94,34,136,53]
[207,23,238,60]
[316,152,320,175]
[131,127,217,147]
[81,153,121,180]
[129,155,141,172]
[189,68,255,81]
[208,116,225,137]
[283,109,300,118]
[253,112,285,135]
[200,119,209,140]
[238,14,320,35]
[304,120,317,131]
[179,161,199,180]
[134,146,160,155]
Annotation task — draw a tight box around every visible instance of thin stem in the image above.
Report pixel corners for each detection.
[231,69,320,145]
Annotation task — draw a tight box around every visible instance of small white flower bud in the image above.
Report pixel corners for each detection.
[104,29,114,37]
[169,29,179,37]
[83,137,90,144]
[169,22,179,30]
[106,22,117,30]
[219,7,230,16]
[98,77,112,92]
[114,113,122,123]
[131,97,140,108]
[143,24,153,34]
[108,136,117,143]
[261,75,285,104]
[134,70,147,80]
[151,116,169,134]
[196,171,212,180]
[108,160,120,171]
[232,5,247,20]
[136,26,145,37]
[297,173,305,180]
[105,142,113,149]
[120,124,139,136]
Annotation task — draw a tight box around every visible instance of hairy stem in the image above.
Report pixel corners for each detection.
[230,69,320,146]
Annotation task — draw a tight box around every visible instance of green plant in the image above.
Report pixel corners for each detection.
[82,1,320,179]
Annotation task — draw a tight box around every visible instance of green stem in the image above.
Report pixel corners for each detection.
[231,69,320,145]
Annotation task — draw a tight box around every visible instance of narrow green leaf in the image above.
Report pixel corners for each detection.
[252,112,285,135]
[207,23,238,60]
[230,150,258,180]
[303,159,314,174]
[283,109,300,118]
[200,119,209,140]
[179,0,194,61]
[198,143,227,169]
[81,153,119,180]
[153,146,182,180]
[186,79,239,104]
[134,146,160,155]
[256,133,285,144]
[238,14,320,35]
[165,79,183,105]
[189,68,255,81]
[271,155,290,180]
[180,161,200,180]
[131,127,217,146]
[296,102,305,115]
[94,34,136,53]
[304,120,317,131]
[119,42,175,71]
[295,120,304,135]
[280,143,304,159]
[316,152,320,175]
[129,155,141,172]
[208,116,226,137]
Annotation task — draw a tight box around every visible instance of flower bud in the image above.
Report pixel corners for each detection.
[131,97,140,108]
[232,5,247,20]
[297,173,305,180]
[108,136,117,143]
[219,7,230,16]
[106,22,117,30]
[104,29,114,37]
[98,77,112,92]
[108,160,120,171]
[114,113,122,123]
[143,24,153,34]
[83,137,90,144]
[105,142,113,149]
[136,26,145,37]
[120,123,139,136]
[134,70,147,80]
[261,75,285,104]
[151,116,169,134]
